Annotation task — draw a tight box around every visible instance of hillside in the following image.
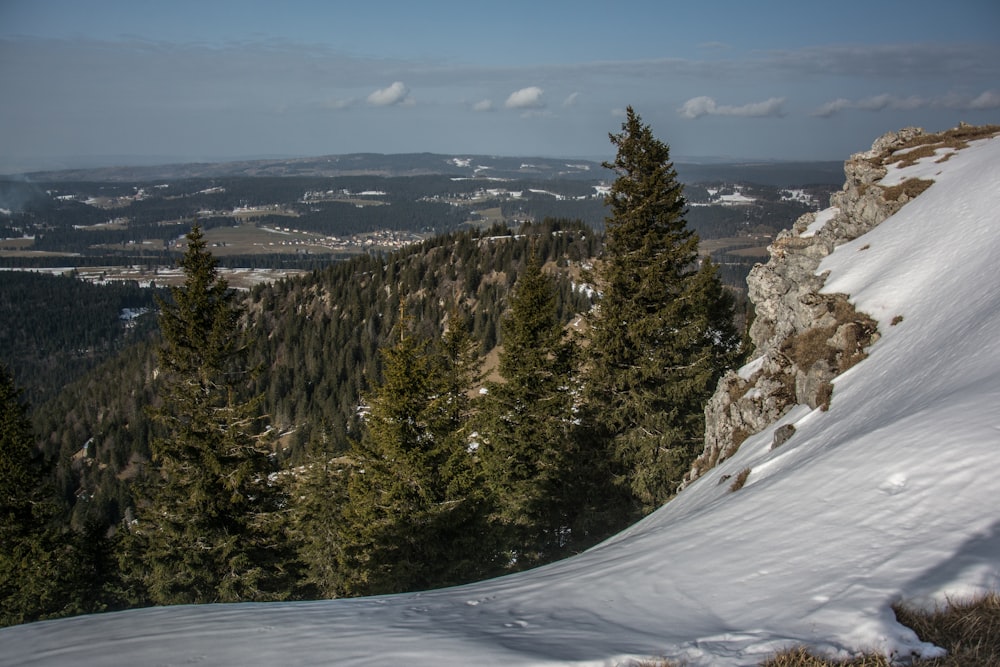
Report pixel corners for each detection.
[13,152,844,186]
[29,219,598,531]
[3,127,998,665]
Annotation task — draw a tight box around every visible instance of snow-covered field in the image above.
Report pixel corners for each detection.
[2,136,999,666]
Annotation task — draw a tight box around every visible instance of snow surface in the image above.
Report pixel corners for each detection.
[3,137,1000,667]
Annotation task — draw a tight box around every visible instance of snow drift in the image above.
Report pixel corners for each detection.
[2,132,999,666]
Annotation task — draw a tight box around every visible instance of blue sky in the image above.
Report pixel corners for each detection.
[1,0,998,172]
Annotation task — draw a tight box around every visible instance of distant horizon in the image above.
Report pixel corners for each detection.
[0,148,851,178]
[3,1,996,177]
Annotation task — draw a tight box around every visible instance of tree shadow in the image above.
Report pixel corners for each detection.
[897,517,1000,606]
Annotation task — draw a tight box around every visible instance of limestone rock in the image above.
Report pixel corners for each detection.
[682,127,933,488]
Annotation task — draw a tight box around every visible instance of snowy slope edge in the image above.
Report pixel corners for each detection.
[686,124,996,485]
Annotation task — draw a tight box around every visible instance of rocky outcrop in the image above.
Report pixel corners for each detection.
[683,127,932,486]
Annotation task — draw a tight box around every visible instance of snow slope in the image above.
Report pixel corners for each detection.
[3,136,999,667]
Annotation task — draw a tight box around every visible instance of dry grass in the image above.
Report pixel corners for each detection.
[729,467,752,492]
[944,123,1000,141]
[864,124,1000,206]
[885,124,1000,168]
[758,592,1000,666]
[633,593,999,667]
[759,648,889,666]
[892,592,1000,666]
[816,380,834,412]
[731,426,752,449]
[782,327,834,370]
[881,178,934,202]
[779,296,877,376]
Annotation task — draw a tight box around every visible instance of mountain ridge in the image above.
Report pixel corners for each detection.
[10,152,845,188]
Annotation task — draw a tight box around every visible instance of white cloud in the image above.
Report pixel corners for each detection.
[678,96,786,119]
[472,99,494,112]
[811,98,853,118]
[562,92,580,107]
[856,93,925,112]
[367,81,410,107]
[967,90,1000,110]
[505,86,545,109]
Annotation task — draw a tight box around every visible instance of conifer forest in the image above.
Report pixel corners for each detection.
[1,109,824,625]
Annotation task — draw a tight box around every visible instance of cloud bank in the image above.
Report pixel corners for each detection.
[678,96,786,119]
[812,90,1000,117]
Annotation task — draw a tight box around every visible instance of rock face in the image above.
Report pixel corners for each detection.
[683,127,929,486]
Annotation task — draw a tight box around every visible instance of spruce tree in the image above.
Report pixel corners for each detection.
[586,107,739,513]
[0,364,111,625]
[286,435,351,599]
[338,314,492,596]
[478,251,589,567]
[0,363,61,625]
[131,223,291,605]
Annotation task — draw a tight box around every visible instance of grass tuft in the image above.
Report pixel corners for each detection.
[885,124,1000,169]
[892,592,1000,666]
[759,647,889,666]
[634,592,1000,666]
[778,295,878,394]
[756,592,1000,666]
[881,178,934,202]
[729,467,752,492]
[816,380,834,411]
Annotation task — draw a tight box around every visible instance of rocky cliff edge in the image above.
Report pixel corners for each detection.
[684,123,998,487]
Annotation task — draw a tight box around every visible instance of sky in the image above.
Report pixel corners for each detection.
[0,0,998,172]
[2,133,999,666]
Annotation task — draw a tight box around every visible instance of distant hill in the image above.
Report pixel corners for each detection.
[17,153,845,187]
[673,160,844,187]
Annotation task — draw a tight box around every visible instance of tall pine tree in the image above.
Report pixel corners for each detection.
[0,364,116,625]
[478,250,599,567]
[585,107,739,513]
[337,313,493,596]
[286,434,352,599]
[129,223,291,605]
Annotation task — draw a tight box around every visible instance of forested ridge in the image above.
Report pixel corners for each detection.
[29,218,599,532]
[0,273,161,408]
[3,110,743,625]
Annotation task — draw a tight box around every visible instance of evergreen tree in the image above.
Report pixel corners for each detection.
[1,362,63,625]
[338,314,493,596]
[425,306,497,580]
[478,252,588,567]
[130,224,291,605]
[585,107,739,513]
[286,434,351,599]
[0,364,115,626]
